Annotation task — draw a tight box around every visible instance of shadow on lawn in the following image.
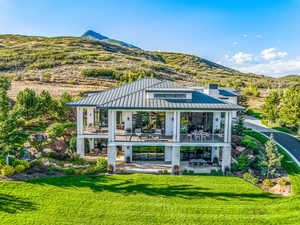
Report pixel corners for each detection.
[0,194,37,213]
[26,175,280,201]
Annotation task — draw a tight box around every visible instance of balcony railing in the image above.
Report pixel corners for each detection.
[83,126,108,135]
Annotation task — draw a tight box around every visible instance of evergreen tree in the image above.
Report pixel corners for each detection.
[261,90,282,123]
[278,85,300,131]
[261,134,283,178]
[14,88,39,120]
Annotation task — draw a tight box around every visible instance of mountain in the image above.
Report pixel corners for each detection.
[81,30,141,50]
[0,34,293,96]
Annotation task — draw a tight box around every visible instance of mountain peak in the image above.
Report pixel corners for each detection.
[81,30,141,50]
[82,30,108,40]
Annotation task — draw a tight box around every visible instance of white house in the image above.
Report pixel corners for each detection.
[67,78,244,173]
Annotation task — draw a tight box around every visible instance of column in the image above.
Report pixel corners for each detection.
[165,112,174,136]
[87,107,94,126]
[227,112,232,143]
[123,112,133,131]
[173,112,181,142]
[108,145,117,171]
[123,146,132,163]
[76,138,84,157]
[76,107,83,134]
[108,110,116,142]
[171,145,180,167]
[88,138,94,150]
[212,112,221,133]
[224,112,229,142]
[211,146,220,163]
[221,146,231,172]
[164,146,172,162]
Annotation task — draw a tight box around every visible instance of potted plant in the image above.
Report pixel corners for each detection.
[107,164,114,174]
[172,165,180,175]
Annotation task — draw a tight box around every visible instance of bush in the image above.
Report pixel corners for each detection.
[1,165,15,177]
[263,179,273,187]
[241,137,258,150]
[14,165,26,174]
[81,69,115,78]
[96,157,107,172]
[210,169,224,176]
[235,154,251,172]
[243,172,259,184]
[278,178,287,186]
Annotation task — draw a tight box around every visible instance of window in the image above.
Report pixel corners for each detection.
[153,93,186,99]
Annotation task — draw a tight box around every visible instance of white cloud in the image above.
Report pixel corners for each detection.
[256,34,263,38]
[242,34,248,38]
[232,41,238,46]
[229,52,253,64]
[261,48,288,60]
[234,58,300,77]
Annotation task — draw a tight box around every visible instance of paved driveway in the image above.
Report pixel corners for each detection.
[244,116,300,165]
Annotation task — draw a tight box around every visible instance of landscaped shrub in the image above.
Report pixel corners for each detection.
[241,137,258,150]
[14,164,26,174]
[278,178,287,186]
[235,154,251,172]
[96,157,107,172]
[262,179,273,187]
[243,172,259,184]
[1,165,15,177]
[210,169,224,176]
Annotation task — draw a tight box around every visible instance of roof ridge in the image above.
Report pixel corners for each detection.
[98,78,166,108]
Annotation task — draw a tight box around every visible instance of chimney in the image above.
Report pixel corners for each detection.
[203,84,219,97]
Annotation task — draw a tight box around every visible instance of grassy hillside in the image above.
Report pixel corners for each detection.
[0,34,292,96]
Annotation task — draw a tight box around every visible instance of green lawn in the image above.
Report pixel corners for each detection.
[1,174,300,225]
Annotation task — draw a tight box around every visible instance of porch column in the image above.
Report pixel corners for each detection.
[165,112,174,136]
[171,145,180,167]
[76,107,83,135]
[224,112,232,143]
[108,144,117,171]
[76,138,84,157]
[88,138,94,150]
[123,112,133,132]
[164,146,172,162]
[221,146,231,172]
[212,112,221,133]
[173,112,181,142]
[108,110,116,142]
[123,146,132,163]
[87,107,94,126]
[211,146,220,163]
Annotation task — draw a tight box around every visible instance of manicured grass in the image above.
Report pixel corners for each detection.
[1,174,300,225]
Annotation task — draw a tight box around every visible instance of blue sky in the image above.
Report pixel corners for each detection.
[1,0,300,77]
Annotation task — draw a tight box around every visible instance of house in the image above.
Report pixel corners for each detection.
[66,78,244,173]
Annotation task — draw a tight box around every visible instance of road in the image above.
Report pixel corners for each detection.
[244,116,300,165]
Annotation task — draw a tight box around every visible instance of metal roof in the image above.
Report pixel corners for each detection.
[219,89,239,97]
[66,78,244,111]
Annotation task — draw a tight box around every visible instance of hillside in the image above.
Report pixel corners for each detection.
[0,34,293,98]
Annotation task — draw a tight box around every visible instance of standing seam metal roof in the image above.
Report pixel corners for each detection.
[66,78,244,111]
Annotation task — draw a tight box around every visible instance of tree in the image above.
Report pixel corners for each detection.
[278,85,300,131]
[14,88,39,120]
[261,90,282,123]
[38,90,54,118]
[261,134,283,178]
[235,111,245,135]
[55,92,73,121]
